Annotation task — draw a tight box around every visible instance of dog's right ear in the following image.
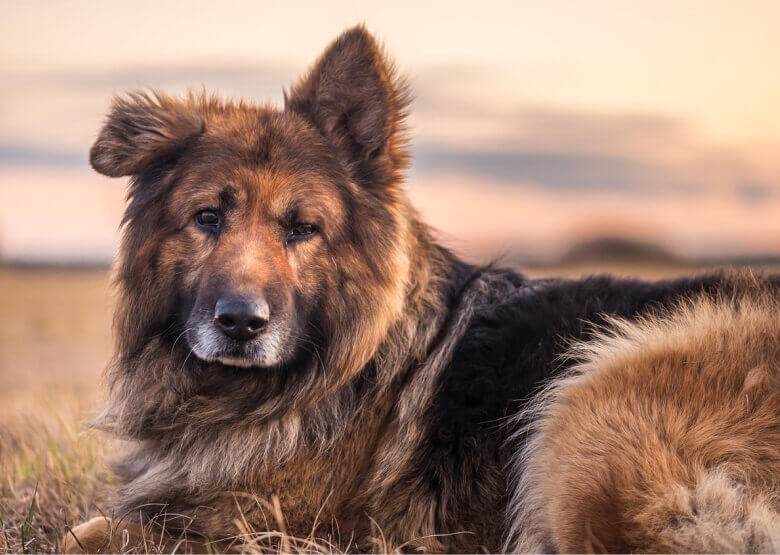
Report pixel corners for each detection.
[286,26,410,190]
[90,92,203,177]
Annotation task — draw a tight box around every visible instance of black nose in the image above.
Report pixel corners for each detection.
[213,296,269,341]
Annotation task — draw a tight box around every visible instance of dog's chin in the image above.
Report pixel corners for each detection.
[214,354,276,369]
[191,346,286,369]
[187,324,288,369]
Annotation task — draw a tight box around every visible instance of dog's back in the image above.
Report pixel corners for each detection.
[507,280,779,552]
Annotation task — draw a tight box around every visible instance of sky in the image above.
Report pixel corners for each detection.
[1,0,778,262]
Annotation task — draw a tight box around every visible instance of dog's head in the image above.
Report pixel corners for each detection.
[93,27,413,406]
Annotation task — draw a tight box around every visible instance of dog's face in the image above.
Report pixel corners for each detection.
[164,131,349,369]
[93,27,412,388]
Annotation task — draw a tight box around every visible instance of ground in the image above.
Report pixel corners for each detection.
[0,269,111,553]
[0,261,774,552]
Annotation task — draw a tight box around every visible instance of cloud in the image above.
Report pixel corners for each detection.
[1,62,777,198]
[0,144,84,166]
[412,147,682,193]
[0,62,299,155]
[411,142,777,197]
[406,68,778,195]
[25,63,297,98]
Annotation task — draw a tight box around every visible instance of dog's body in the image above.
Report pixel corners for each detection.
[66,26,779,553]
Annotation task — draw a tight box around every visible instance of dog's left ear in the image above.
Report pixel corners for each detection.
[286,25,410,189]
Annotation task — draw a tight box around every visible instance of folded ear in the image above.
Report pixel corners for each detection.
[90,92,204,177]
[286,25,411,189]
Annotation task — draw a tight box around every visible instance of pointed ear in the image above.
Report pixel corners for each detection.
[286,25,411,189]
[90,92,204,177]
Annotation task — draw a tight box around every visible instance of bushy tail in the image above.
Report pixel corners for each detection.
[505,277,779,553]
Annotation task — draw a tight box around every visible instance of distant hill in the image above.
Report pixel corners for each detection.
[560,237,680,264]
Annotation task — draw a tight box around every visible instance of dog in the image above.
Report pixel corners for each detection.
[65,25,778,553]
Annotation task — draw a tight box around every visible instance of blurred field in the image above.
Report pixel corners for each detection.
[0,261,776,552]
[0,269,112,553]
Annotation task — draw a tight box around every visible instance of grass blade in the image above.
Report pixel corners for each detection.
[20,483,38,554]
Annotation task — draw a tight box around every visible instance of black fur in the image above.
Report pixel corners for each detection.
[413,255,774,544]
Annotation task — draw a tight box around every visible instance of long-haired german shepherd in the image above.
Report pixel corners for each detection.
[65,26,778,553]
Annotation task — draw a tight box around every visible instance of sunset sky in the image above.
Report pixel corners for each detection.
[1,0,778,262]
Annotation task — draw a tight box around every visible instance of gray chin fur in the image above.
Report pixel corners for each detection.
[187,322,287,368]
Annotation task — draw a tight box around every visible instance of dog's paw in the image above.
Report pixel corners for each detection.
[62,517,139,554]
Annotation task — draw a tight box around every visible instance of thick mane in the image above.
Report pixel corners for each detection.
[96,137,455,497]
[92,27,441,503]
[97,274,462,513]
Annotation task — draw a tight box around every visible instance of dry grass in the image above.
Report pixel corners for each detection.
[0,269,112,553]
[0,261,775,552]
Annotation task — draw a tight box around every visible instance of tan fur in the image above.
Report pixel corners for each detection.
[64,516,212,554]
[507,277,779,553]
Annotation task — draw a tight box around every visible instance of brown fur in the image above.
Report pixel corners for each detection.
[507,276,779,553]
[74,25,482,552]
[65,25,780,554]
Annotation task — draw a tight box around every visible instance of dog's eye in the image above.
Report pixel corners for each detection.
[195,209,221,232]
[287,223,317,243]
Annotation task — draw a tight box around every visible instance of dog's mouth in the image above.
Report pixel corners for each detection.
[185,321,290,369]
